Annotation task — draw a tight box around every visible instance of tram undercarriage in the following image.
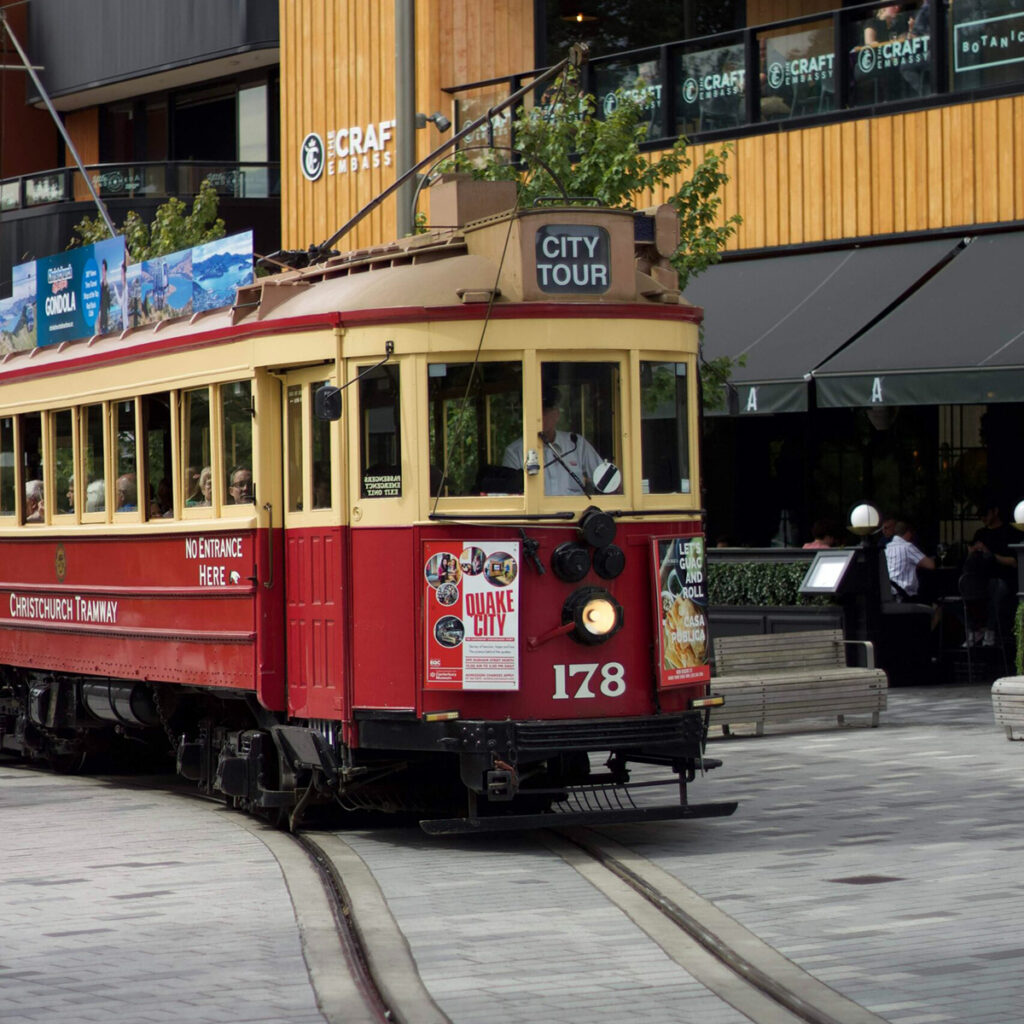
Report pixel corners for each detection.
[0,669,736,832]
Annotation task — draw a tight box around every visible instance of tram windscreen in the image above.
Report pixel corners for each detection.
[360,366,401,499]
[538,362,621,497]
[222,380,254,505]
[182,388,211,508]
[21,412,44,523]
[82,404,106,513]
[640,361,692,494]
[429,362,522,497]
[53,409,74,515]
[0,417,13,517]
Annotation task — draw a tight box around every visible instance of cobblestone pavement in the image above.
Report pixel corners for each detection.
[342,683,1024,1024]
[611,683,1024,1024]
[2,682,1020,1024]
[0,771,326,1024]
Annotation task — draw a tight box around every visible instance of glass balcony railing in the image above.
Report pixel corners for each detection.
[0,161,280,213]
[448,0,1024,146]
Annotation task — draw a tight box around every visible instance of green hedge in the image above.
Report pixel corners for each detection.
[707,561,833,607]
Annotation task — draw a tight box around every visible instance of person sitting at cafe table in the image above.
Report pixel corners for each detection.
[802,519,842,549]
[885,520,936,601]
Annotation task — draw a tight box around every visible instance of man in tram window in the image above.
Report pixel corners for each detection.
[24,479,44,522]
[227,465,254,504]
[115,473,138,512]
[502,386,604,496]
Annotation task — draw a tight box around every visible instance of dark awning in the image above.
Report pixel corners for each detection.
[814,231,1024,407]
[687,237,959,415]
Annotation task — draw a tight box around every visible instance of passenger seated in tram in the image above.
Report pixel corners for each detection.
[227,465,254,504]
[86,479,105,513]
[151,478,172,518]
[115,473,138,512]
[186,467,212,507]
[502,386,604,496]
[24,479,44,523]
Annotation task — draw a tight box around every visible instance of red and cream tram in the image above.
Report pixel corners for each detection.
[0,181,734,832]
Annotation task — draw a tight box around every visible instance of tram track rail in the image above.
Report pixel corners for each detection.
[545,826,888,1024]
[11,764,449,1024]
[237,823,451,1024]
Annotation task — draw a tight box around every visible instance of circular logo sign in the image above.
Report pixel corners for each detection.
[602,92,619,117]
[300,132,325,182]
[683,77,699,104]
[767,62,785,90]
[857,47,877,74]
[55,543,67,582]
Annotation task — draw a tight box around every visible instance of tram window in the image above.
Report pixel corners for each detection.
[428,362,521,497]
[311,379,332,509]
[114,400,138,513]
[82,404,106,513]
[537,362,620,497]
[142,392,172,519]
[0,417,13,517]
[359,366,401,499]
[53,409,75,515]
[21,412,44,524]
[287,384,303,511]
[182,387,211,507]
[222,380,254,504]
[641,361,691,494]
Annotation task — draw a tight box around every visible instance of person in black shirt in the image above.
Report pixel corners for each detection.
[963,503,1018,646]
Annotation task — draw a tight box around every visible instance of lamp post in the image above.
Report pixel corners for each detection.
[847,502,887,664]
[1012,500,1024,628]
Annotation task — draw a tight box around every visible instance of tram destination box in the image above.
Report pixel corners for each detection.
[464,207,637,303]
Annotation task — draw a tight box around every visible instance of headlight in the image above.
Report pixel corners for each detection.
[563,587,623,645]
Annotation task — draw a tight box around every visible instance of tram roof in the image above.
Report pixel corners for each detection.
[0,202,699,382]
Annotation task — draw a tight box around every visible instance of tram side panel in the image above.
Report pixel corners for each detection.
[348,526,420,720]
[284,525,347,720]
[0,532,285,703]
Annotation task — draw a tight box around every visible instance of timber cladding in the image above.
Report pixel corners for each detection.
[279,0,535,254]
[279,2,1023,255]
[648,94,1024,252]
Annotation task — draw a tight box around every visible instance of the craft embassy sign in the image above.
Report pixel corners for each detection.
[300,119,397,181]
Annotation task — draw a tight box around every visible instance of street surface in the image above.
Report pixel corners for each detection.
[1,682,1021,1024]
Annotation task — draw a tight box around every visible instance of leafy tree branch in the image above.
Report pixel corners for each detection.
[68,177,226,261]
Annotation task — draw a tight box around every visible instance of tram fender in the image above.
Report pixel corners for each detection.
[272,725,340,786]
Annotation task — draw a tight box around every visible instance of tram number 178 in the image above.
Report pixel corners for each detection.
[552,663,626,700]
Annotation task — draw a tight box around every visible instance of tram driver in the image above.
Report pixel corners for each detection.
[502,386,604,496]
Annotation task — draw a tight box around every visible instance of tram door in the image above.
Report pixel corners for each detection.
[280,369,346,720]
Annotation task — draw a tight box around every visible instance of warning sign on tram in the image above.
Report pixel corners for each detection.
[423,540,520,691]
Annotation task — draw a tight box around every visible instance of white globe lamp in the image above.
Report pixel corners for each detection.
[849,502,881,537]
[1013,499,1024,532]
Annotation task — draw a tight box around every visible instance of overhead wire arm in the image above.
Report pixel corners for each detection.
[312,42,588,260]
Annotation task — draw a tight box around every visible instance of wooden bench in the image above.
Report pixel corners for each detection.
[708,629,888,735]
[991,677,1024,740]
